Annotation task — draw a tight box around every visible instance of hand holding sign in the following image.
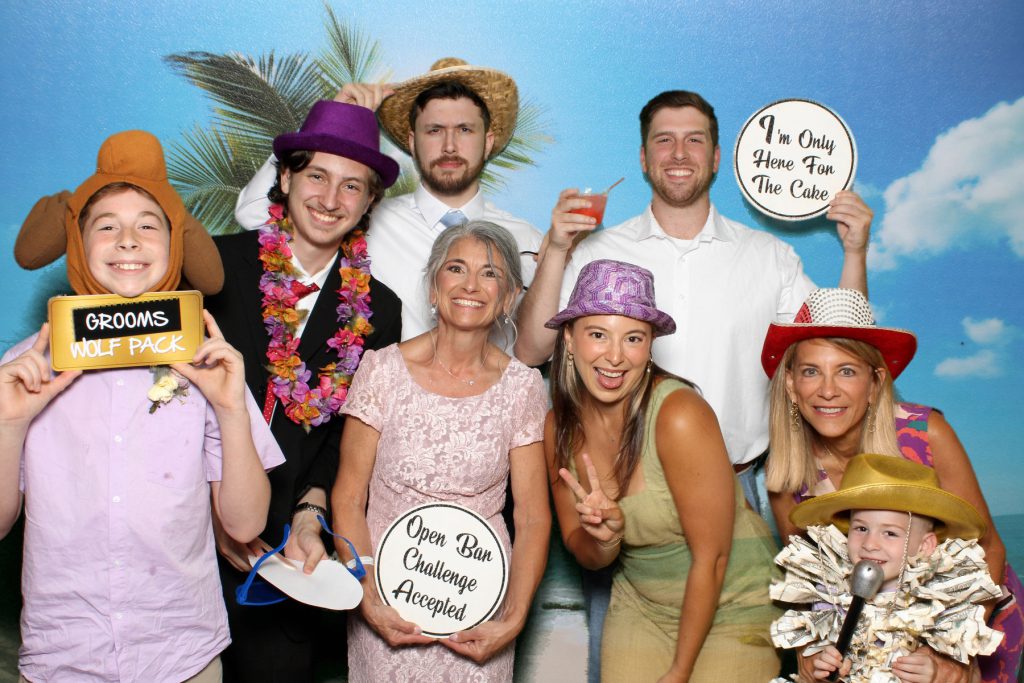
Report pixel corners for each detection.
[734,99,857,221]
[172,310,247,414]
[827,190,873,255]
[0,324,81,427]
[375,503,509,639]
[360,586,434,647]
[558,453,624,546]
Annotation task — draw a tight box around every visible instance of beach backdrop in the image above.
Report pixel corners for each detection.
[0,2,1021,680]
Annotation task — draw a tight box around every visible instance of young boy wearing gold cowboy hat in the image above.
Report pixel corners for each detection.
[770,453,1003,683]
[1,130,284,682]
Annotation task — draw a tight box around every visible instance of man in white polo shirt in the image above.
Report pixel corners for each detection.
[236,58,542,341]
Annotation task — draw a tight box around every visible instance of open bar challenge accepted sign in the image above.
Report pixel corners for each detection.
[48,291,203,371]
[375,503,509,638]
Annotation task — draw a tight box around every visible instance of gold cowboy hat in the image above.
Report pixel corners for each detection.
[789,453,986,541]
[378,57,519,159]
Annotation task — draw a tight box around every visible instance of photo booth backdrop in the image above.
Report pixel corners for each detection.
[1,2,1022,680]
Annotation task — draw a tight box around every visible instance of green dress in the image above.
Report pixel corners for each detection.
[600,379,781,682]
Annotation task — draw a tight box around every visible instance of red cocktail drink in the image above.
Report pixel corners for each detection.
[569,193,607,224]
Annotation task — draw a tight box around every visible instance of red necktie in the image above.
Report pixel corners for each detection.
[263,281,320,423]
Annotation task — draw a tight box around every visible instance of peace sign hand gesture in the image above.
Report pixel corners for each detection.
[558,453,624,546]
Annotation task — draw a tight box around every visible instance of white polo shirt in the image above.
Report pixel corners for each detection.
[561,204,815,466]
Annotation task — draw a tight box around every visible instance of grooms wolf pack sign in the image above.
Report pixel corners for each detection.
[375,503,509,638]
[49,291,203,370]
[734,99,857,221]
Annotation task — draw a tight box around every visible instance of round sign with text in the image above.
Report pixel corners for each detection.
[375,503,508,638]
[733,99,857,221]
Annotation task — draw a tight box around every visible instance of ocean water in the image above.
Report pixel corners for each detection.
[996,513,1024,573]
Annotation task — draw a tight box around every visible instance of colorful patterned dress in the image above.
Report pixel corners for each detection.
[894,403,1023,683]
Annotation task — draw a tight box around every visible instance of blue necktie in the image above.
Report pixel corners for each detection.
[440,209,468,229]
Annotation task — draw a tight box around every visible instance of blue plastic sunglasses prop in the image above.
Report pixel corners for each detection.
[236,515,366,607]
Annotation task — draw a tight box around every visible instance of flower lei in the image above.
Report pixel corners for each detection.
[258,204,373,431]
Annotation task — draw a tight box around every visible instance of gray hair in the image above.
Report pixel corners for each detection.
[424,220,524,323]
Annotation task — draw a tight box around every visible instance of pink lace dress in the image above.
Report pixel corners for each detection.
[340,344,547,682]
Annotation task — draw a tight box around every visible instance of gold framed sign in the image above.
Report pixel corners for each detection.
[48,291,203,371]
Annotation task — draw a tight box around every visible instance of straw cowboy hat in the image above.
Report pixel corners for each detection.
[761,288,917,379]
[789,453,986,541]
[14,130,223,296]
[378,57,519,159]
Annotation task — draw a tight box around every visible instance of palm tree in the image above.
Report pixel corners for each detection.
[164,4,551,234]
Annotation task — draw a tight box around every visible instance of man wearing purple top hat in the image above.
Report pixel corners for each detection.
[204,100,403,682]
[235,58,543,343]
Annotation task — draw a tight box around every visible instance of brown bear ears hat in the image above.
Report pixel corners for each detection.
[14,130,224,296]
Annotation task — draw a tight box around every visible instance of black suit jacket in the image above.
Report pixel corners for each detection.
[206,230,402,545]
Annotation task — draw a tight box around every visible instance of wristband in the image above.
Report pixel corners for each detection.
[293,502,327,519]
[345,556,375,569]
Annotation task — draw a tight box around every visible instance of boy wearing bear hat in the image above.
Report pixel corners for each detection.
[1,130,284,682]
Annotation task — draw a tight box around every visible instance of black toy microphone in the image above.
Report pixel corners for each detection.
[827,560,885,682]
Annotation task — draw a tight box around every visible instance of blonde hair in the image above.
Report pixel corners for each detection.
[765,338,900,494]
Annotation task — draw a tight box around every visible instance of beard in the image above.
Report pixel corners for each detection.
[418,154,486,197]
[647,166,716,209]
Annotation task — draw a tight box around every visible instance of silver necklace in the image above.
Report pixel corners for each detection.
[431,332,487,386]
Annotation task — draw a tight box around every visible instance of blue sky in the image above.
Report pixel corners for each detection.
[2,0,1022,511]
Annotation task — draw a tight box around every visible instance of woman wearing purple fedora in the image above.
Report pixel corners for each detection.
[761,287,1022,683]
[545,259,780,682]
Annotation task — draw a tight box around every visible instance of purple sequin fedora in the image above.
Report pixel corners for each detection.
[273,101,400,187]
[545,259,676,336]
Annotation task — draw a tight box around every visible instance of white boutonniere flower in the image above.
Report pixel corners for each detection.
[148,366,190,413]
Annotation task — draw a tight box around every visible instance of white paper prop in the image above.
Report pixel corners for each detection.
[768,525,1003,683]
[246,553,363,611]
[734,99,857,221]
[375,503,509,638]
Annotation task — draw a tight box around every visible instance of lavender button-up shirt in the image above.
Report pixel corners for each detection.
[4,336,284,682]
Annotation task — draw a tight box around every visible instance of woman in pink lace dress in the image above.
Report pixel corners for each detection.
[332,221,551,682]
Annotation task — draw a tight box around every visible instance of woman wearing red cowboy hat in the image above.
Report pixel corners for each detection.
[761,287,1022,683]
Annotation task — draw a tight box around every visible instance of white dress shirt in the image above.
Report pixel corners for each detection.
[561,204,815,465]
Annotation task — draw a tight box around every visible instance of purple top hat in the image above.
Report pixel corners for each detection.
[273,101,400,188]
[545,259,676,336]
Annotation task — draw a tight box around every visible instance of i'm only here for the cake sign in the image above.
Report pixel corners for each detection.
[375,503,509,638]
[734,99,857,221]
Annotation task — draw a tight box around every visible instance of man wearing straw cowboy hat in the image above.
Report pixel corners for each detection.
[236,57,543,341]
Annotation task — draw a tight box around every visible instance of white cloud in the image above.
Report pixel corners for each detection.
[869,97,1024,271]
[962,317,1007,345]
[934,349,1001,378]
